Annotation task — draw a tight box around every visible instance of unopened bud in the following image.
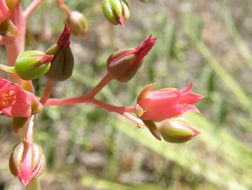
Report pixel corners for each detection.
[15,50,53,80]
[0,19,18,36]
[9,142,46,186]
[67,11,88,37]
[158,117,199,143]
[46,25,74,81]
[101,0,130,25]
[107,35,157,82]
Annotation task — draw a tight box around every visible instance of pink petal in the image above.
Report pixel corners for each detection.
[141,104,187,121]
[179,83,193,95]
[135,35,157,60]
[179,92,203,104]
[184,105,200,113]
[10,101,31,118]
[137,83,156,103]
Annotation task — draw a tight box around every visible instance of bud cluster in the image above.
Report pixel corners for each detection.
[135,83,202,142]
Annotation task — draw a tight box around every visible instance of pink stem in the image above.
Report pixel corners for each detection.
[20,116,34,143]
[40,79,57,105]
[46,96,141,126]
[0,36,15,45]
[46,96,89,106]
[122,112,144,127]
[46,96,135,113]
[5,2,26,84]
[89,99,135,114]
[85,73,113,98]
[23,0,44,19]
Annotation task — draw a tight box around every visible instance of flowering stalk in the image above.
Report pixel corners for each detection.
[0,1,44,189]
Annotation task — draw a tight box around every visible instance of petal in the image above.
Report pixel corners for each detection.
[179,92,203,104]
[141,104,187,121]
[10,101,31,118]
[179,83,193,95]
[137,83,156,103]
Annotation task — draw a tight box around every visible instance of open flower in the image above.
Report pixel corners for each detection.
[136,83,202,121]
[0,78,42,118]
[135,83,202,142]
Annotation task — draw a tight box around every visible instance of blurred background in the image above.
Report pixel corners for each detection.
[1,0,252,189]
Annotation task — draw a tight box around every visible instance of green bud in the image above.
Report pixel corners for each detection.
[67,11,88,36]
[101,0,130,25]
[15,50,53,80]
[158,117,199,143]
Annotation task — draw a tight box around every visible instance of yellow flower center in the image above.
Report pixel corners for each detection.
[0,89,15,109]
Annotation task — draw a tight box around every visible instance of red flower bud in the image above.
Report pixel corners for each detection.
[107,35,157,82]
[9,142,46,186]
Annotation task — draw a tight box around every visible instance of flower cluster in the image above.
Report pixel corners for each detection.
[0,0,203,188]
[135,83,202,142]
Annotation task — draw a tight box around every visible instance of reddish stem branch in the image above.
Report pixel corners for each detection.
[85,73,113,98]
[5,2,26,84]
[0,36,15,45]
[40,79,57,105]
[89,98,135,114]
[46,96,135,113]
[19,116,35,143]
[23,0,44,19]
[46,96,141,126]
